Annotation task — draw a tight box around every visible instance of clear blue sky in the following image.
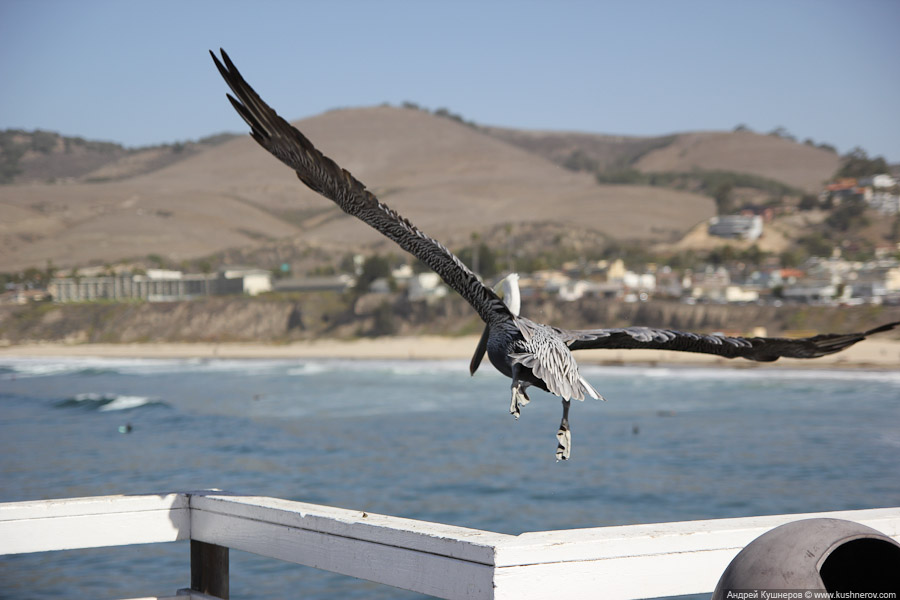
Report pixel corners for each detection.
[2,0,898,161]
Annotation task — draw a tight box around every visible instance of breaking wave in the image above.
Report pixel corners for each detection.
[0,357,300,378]
[55,393,166,412]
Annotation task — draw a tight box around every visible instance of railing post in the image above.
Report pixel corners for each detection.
[191,539,229,599]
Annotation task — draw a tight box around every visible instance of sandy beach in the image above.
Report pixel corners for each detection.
[0,336,898,369]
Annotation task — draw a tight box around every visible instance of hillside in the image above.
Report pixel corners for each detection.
[633,131,841,192]
[483,127,676,173]
[485,126,840,192]
[0,106,715,272]
[0,129,236,184]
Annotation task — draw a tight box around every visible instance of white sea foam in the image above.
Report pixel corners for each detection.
[0,356,298,378]
[97,395,156,412]
[286,362,333,376]
[56,392,164,412]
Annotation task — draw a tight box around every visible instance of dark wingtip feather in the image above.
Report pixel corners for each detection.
[210,49,228,79]
[865,320,899,336]
[226,93,264,135]
[219,48,236,71]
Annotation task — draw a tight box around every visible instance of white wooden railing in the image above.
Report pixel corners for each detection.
[1,491,898,600]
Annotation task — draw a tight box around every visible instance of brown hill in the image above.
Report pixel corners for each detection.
[633,131,841,191]
[483,127,676,173]
[0,106,714,272]
[0,129,237,185]
[485,127,841,192]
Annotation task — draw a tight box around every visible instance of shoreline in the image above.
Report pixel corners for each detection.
[1,336,898,369]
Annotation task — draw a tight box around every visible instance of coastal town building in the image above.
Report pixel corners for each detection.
[49,268,271,302]
[821,174,899,214]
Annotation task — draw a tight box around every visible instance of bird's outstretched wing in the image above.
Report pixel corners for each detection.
[210,49,511,326]
[557,321,899,362]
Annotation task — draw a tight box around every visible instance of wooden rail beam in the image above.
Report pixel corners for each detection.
[0,493,189,554]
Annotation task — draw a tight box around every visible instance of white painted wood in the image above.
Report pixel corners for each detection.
[189,493,510,565]
[0,493,190,554]
[2,492,899,600]
[493,548,737,600]
[191,501,495,600]
[0,493,188,520]
[490,507,900,600]
[496,506,900,566]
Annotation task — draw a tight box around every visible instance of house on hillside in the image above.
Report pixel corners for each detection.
[858,174,897,189]
[869,191,900,214]
[846,263,900,303]
[685,267,729,301]
[708,215,763,240]
[781,281,841,304]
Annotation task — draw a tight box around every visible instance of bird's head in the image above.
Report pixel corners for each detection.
[494,272,521,316]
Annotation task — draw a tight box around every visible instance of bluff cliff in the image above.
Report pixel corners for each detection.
[2,293,897,345]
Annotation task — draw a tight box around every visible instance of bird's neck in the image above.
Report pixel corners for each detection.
[504,277,521,316]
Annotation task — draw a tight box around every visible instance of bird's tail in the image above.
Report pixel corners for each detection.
[579,375,605,402]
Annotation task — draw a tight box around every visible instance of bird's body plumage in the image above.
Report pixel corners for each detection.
[212,49,898,459]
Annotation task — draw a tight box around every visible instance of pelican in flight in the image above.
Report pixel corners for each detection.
[212,50,898,460]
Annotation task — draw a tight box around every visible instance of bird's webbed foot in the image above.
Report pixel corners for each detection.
[509,363,531,419]
[510,382,531,419]
[555,400,572,461]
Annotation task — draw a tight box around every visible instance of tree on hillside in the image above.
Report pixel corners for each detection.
[825,197,869,232]
[563,149,598,173]
[768,126,796,142]
[458,242,498,278]
[798,193,820,210]
[354,254,392,293]
[835,147,889,179]
[712,181,734,215]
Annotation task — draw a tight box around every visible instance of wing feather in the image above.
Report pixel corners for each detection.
[558,321,899,362]
[211,50,511,326]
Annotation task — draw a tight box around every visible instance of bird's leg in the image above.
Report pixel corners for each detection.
[556,399,572,461]
[509,363,531,419]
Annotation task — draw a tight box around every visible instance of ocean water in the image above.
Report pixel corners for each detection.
[0,356,898,599]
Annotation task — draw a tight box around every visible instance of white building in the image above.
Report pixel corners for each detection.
[858,174,897,189]
[622,271,656,292]
[781,282,842,303]
[708,215,763,240]
[868,192,900,215]
[50,267,271,302]
[223,267,272,296]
